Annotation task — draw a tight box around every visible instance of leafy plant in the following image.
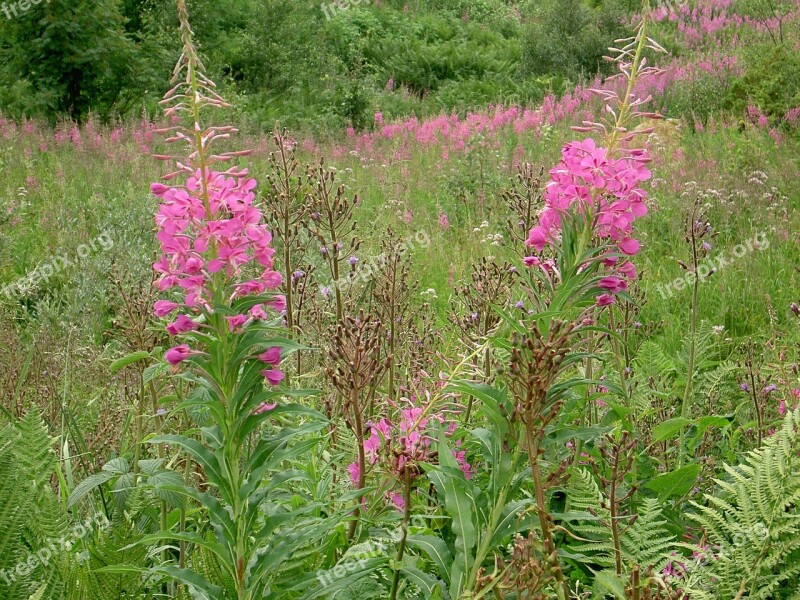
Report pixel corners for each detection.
[679,409,800,599]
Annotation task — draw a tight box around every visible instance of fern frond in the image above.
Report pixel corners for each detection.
[567,469,675,574]
[681,409,800,599]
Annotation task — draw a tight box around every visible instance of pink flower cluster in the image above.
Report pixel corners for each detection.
[152,168,286,380]
[348,405,473,488]
[526,137,650,269]
[651,0,800,49]
[522,138,650,305]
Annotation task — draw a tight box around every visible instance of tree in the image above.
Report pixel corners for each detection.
[3,0,139,118]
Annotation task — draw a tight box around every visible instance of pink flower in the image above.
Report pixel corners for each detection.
[269,295,287,313]
[166,314,200,336]
[438,212,450,230]
[617,260,637,280]
[390,492,405,510]
[525,226,549,251]
[154,300,179,317]
[452,449,474,479]
[255,402,277,414]
[152,170,280,313]
[165,345,191,366]
[258,346,282,366]
[523,255,541,267]
[596,293,615,306]
[619,238,641,255]
[226,314,248,332]
[262,369,285,386]
[598,276,627,294]
[262,270,283,290]
[348,462,361,486]
[250,304,268,319]
[526,137,650,274]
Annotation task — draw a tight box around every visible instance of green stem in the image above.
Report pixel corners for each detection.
[678,241,700,467]
[389,470,413,600]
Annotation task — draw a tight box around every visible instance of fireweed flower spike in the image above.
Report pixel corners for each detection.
[524,1,665,304]
[143,3,318,599]
[347,401,474,500]
[508,5,664,597]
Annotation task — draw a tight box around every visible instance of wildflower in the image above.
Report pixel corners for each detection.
[438,212,450,230]
[254,402,277,414]
[527,137,650,263]
[250,304,268,319]
[226,314,248,332]
[152,168,283,330]
[166,314,200,335]
[269,295,287,313]
[165,345,192,366]
[740,382,750,392]
[452,448,474,479]
[258,347,282,366]
[598,276,627,294]
[595,293,615,307]
[262,369,285,386]
[523,255,541,268]
[154,300,179,317]
[349,256,358,266]
[348,462,361,486]
[763,384,778,395]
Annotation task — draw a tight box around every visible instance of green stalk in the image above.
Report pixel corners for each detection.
[678,231,700,467]
[389,470,413,600]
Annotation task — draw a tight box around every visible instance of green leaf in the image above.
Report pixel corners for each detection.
[110,351,151,373]
[143,361,170,384]
[299,557,389,599]
[652,417,693,442]
[427,463,476,596]
[407,535,453,584]
[645,464,700,500]
[67,470,115,509]
[401,565,444,596]
[696,415,731,431]
[593,570,627,599]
